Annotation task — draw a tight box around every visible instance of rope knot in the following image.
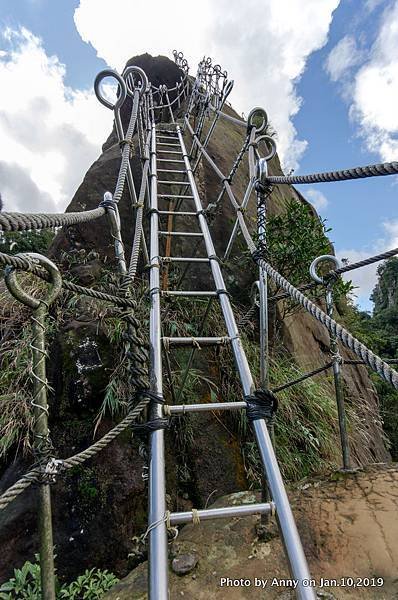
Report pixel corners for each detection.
[40,458,64,485]
[119,139,135,157]
[245,389,278,423]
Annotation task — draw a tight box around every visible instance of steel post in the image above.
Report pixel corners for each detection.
[148,122,168,600]
[326,287,351,470]
[33,303,56,600]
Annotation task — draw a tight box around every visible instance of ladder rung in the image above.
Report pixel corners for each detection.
[157,159,185,163]
[162,290,217,297]
[157,135,179,139]
[162,336,230,347]
[157,169,187,174]
[168,401,246,414]
[158,211,198,216]
[160,256,209,262]
[158,194,194,199]
[158,180,190,186]
[157,142,180,147]
[157,150,183,155]
[159,231,203,237]
[157,128,178,133]
[168,502,274,525]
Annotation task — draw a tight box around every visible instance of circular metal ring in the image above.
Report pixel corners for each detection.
[254,135,277,162]
[5,253,62,309]
[206,57,212,66]
[123,66,149,98]
[94,69,127,110]
[247,107,268,134]
[309,254,341,285]
[181,59,188,69]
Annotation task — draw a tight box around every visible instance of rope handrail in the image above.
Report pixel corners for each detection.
[0,207,106,232]
[266,161,398,185]
[0,395,151,511]
[0,252,137,308]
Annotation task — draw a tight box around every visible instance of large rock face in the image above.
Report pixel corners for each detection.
[0,53,390,585]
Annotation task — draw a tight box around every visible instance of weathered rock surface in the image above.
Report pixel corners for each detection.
[104,464,398,599]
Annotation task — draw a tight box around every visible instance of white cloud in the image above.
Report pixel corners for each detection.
[74,0,340,171]
[325,36,362,82]
[337,218,398,309]
[306,188,329,212]
[326,1,398,162]
[0,27,113,212]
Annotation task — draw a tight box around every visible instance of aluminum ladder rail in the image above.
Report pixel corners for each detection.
[147,121,316,600]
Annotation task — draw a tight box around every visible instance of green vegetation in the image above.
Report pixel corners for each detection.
[345,257,398,459]
[0,229,55,255]
[266,199,353,311]
[0,558,118,599]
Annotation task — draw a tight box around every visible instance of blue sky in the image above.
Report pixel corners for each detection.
[0,0,397,311]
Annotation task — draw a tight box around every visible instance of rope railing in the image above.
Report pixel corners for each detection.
[0,395,151,511]
[266,161,398,185]
[0,206,106,232]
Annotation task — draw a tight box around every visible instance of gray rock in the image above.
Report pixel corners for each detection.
[172,553,198,576]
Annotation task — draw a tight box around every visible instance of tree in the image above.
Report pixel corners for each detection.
[0,229,55,255]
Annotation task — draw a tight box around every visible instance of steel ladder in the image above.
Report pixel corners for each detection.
[147,119,315,600]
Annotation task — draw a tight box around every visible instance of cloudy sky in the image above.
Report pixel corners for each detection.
[0,0,397,310]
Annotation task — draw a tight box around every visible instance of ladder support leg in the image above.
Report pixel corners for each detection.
[148,121,168,600]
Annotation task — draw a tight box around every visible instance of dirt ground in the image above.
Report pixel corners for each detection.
[105,464,398,599]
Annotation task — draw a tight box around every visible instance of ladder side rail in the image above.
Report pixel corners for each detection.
[148,121,169,600]
[175,125,315,600]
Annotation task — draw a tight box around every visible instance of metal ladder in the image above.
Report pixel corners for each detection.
[147,120,315,600]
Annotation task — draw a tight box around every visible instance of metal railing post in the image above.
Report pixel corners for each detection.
[5,253,62,600]
[310,256,351,470]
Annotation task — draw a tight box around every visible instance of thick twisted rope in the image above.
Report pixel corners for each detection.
[113,89,140,204]
[126,128,151,283]
[0,395,151,511]
[0,207,106,232]
[258,258,398,389]
[268,246,398,302]
[331,246,398,277]
[266,162,398,185]
[0,252,136,308]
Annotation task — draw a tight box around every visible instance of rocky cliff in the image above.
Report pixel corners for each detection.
[0,53,390,586]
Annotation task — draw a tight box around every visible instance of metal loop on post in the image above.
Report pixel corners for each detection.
[94,69,127,110]
[5,253,62,309]
[247,107,268,134]
[123,66,149,98]
[254,135,277,162]
[309,255,341,285]
[254,136,277,187]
